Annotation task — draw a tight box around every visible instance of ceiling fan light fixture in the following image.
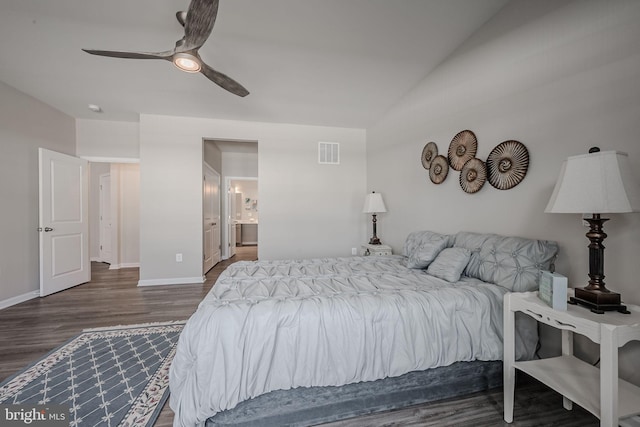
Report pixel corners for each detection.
[173,53,201,73]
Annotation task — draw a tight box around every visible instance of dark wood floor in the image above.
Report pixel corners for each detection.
[0,246,599,426]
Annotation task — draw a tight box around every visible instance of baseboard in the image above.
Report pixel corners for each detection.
[109,263,140,270]
[137,276,206,287]
[0,290,39,310]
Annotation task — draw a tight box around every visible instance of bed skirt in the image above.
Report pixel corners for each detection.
[205,360,502,427]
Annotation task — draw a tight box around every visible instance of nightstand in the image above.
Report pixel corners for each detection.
[361,244,392,256]
[503,290,640,427]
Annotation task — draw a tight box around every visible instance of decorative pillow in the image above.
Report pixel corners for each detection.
[404,231,450,269]
[452,232,559,292]
[426,247,471,282]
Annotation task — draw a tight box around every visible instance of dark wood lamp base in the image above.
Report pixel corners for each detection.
[569,213,630,314]
[368,213,382,245]
[569,288,629,314]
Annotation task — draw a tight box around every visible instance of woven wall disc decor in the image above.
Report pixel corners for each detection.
[421,142,438,169]
[486,140,529,190]
[448,130,478,171]
[429,155,449,184]
[459,158,487,194]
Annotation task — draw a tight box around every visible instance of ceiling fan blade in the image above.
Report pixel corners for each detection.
[181,0,218,50]
[176,11,187,27]
[82,49,174,60]
[200,62,249,97]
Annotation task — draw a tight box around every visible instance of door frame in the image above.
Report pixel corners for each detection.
[203,163,221,274]
[98,172,111,264]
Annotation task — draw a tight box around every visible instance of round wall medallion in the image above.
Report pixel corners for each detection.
[421,142,438,169]
[486,140,529,190]
[459,158,487,194]
[429,155,449,184]
[448,130,478,171]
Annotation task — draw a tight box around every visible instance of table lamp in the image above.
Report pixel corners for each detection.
[363,191,387,245]
[545,148,640,313]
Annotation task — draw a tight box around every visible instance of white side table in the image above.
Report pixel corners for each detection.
[361,244,392,256]
[504,290,640,427]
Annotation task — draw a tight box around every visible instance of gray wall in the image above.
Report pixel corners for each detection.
[0,81,76,305]
[137,114,367,285]
[366,0,640,385]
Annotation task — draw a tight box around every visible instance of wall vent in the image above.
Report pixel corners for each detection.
[318,142,340,165]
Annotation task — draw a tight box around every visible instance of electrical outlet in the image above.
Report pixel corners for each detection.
[351,247,357,255]
[176,253,183,262]
[582,213,590,227]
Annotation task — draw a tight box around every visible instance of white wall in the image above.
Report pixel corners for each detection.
[222,151,259,178]
[0,81,76,306]
[113,163,140,268]
[138,114,366,284]
[203,141,222,173]
[366,0,640,384]
[76,119,139,160]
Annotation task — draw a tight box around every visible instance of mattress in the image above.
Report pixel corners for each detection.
[169,255,535,427]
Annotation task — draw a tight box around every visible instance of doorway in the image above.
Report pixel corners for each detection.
[88,161,140,270]
[227,178,259,252]
[203,138,258,260]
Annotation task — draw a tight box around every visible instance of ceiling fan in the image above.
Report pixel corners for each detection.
[82,0,249,97]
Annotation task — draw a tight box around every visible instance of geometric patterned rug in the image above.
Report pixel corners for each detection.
[0,320,185,427]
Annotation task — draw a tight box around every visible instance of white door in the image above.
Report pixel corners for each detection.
[99,173,112,263]
[39,148,90,297]
[203,165,220,274]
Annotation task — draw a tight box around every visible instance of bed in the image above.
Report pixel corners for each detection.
[169,231,559,427]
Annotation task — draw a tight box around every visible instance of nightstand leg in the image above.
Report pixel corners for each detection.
[561,330,574,410]
[503,298,515,423]
[600,325,618,427]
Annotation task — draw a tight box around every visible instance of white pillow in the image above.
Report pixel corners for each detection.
[426,247,471,282]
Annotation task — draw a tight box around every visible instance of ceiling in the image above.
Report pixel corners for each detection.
[0,0,509,129]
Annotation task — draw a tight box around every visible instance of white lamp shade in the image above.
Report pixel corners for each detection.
[363,192,387,213]
[545,150,640,214]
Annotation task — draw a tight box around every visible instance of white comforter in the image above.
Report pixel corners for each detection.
[169,256,527,427]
